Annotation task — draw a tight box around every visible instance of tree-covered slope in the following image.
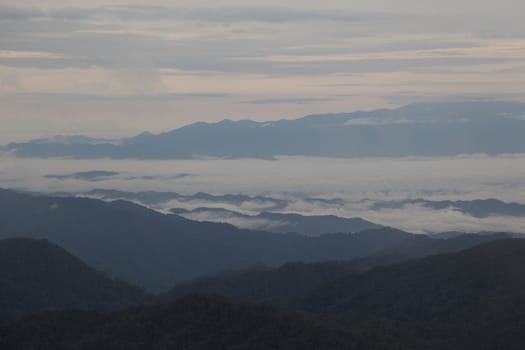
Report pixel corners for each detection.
[162,233,509,305]
[299,239,525,349]
[0,295,358,350]
[0,238,148,321]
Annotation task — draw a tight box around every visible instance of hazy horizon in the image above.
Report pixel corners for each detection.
[1,1,525,233]
[1,1,524,141]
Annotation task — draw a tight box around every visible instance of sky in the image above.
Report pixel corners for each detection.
[1,0,525,142]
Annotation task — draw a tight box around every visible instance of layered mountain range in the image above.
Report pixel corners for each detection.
[2,236,525,349]
[0,189,517,292]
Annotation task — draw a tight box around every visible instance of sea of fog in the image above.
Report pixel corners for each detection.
[1,154,524,234]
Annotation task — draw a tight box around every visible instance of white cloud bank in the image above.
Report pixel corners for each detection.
[1,154,524,233]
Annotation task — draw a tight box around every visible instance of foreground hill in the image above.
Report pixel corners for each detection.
[0,238,148,321]
[5,101,525,159]
[0,189,412,291]
[299,239,525,349]
[0,295,358,350]
[3,239,525,349]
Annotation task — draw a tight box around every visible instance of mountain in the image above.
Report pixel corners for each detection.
[372,198,525,218]
[0,238,148,321]
[161,261,355,306]
[0,295,358,350]
[378,232,512,258]
[24,135,114,145]
[4,239,525,349]
[45,170,120,181]
[4,101,525,159]
[171,207,382,236]
[299,239,525,349]
[161,233,509,305]
[0,189,412,292]
[85,188,289,210]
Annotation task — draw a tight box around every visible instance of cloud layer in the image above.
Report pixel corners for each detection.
[1,155,524,233]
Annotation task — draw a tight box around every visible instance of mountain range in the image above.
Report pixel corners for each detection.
[0,189,515,292]
[2,237,525,349]
[54,189,525,233]
[4,101,525,159]
[0,189,411,291]
[298,239,525,349]
[171,207,382,235]
[160,232,510,305]
[372,198,525,218]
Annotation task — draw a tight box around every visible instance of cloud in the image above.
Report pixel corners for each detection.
[5,92,231,101]
[0,50,68,59]
[243,97,344,105]
[2,154,525,233]
[0,5,45,21]
[344,117,412,126]
[178,209,290,231]
[0,2,524,139]
[358,204,525,234]
[0,5,367,24]
[45,170,119,181]
[147,6,365,23]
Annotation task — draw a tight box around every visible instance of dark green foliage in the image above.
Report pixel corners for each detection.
[299,239,525,349]
[0,238,149,321]
[162,233,509,305]
[0,295,359,350]
[2,236,525,349]
[161,261,354,305]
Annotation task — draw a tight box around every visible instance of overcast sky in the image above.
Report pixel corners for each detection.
[1,0,524,141]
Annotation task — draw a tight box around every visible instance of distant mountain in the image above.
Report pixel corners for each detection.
[0,238,148,321]
[4,101,525,159]
[45,170,120,181]
[171,207,382,236]
[85,188,289,210]
[24,135,114,145]
[430,230,525,239]
[379,232,512,258]
[0,189,412,292]
[0,295,358,350]
[299,239,525,349]
[161,233,509,305]
[372,198,525,218]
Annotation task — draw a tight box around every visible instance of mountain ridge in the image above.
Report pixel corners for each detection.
[0,189,413,292]
[0,238,148,321]
[4,101,525,159]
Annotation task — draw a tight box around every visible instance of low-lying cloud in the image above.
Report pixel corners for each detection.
[2,154,524,233]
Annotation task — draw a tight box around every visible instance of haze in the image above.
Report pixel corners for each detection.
[1,0,524,142]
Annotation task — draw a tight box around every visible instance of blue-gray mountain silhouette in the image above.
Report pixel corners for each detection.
[4,101,525,159]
